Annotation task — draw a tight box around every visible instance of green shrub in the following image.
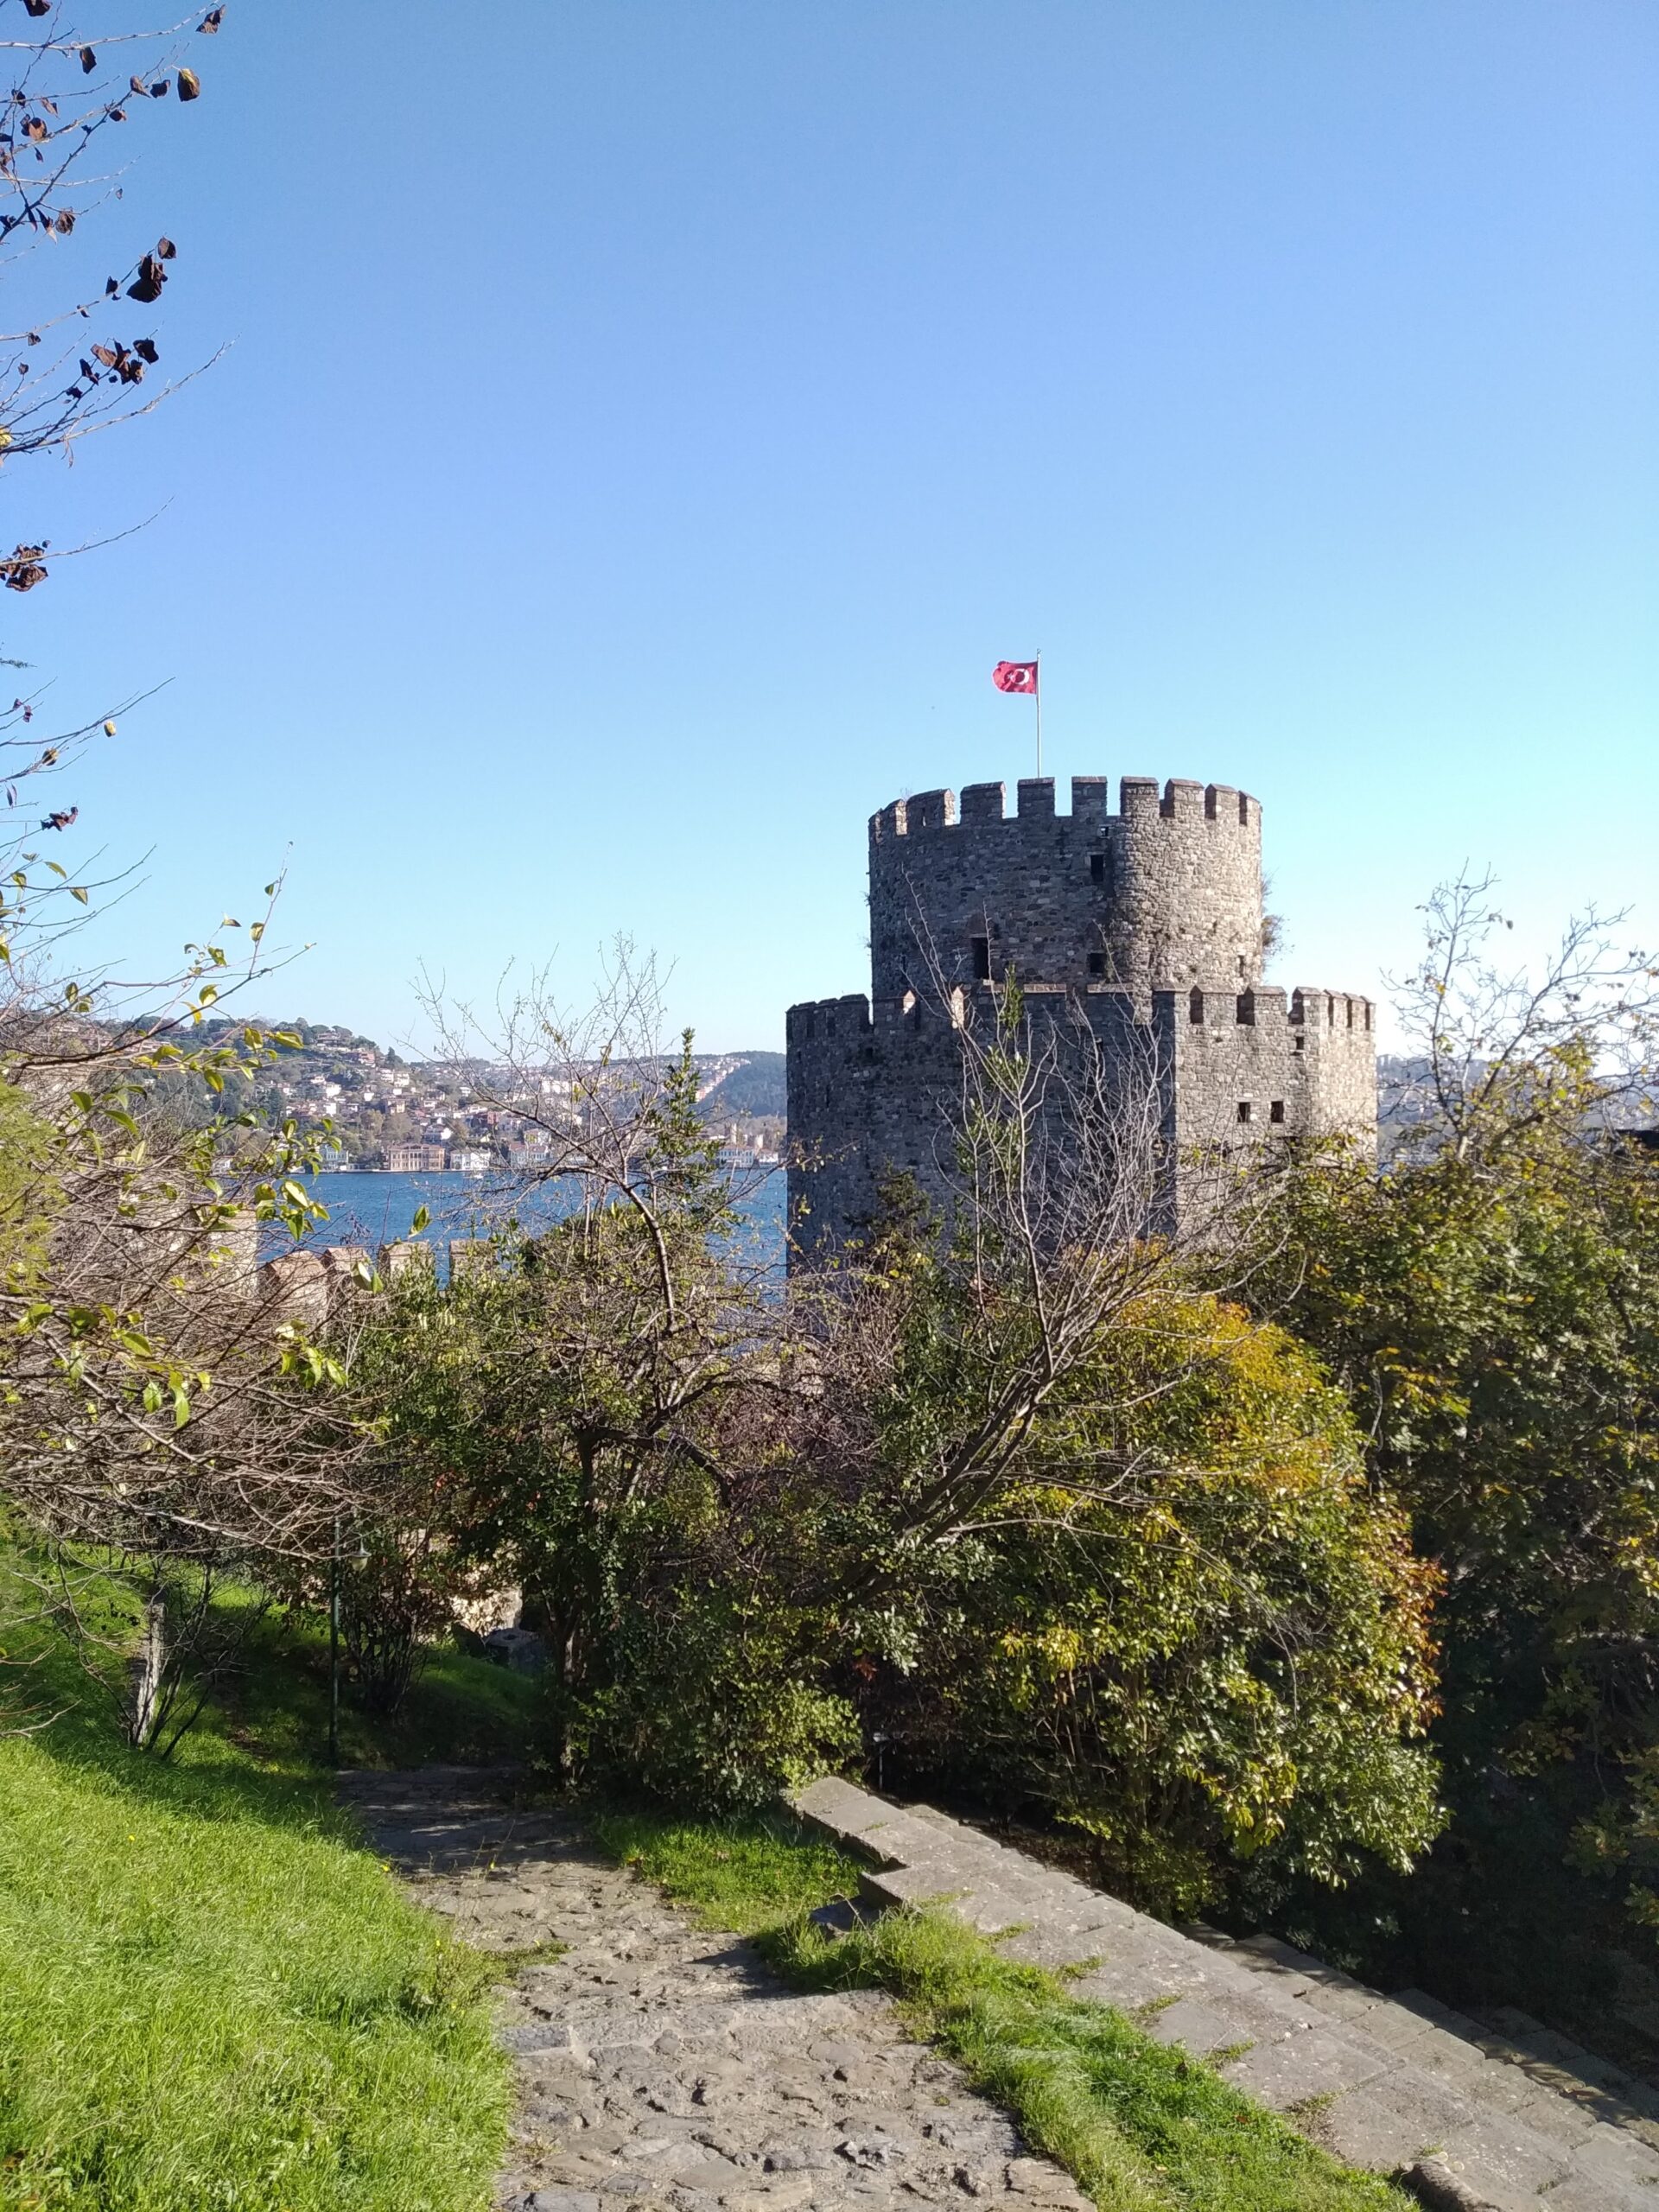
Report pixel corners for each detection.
[579,1585,860,1813]
[861,1291,1444,1917]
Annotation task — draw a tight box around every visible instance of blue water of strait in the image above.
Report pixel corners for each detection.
[267,1167,788,1280]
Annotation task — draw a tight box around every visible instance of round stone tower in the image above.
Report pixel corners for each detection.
[868,775,1264,1000]
[787,770,1373,1268]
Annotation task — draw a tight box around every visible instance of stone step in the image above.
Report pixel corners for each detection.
[1459,2006,1659,2153]
[789,1777,1659,2210]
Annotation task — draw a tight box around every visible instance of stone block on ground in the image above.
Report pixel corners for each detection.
[1135,1994,1253,2057]
[1427,2113,1577,2204]
[1311,2071,1478,2175]
[1218,2020,1392,2109]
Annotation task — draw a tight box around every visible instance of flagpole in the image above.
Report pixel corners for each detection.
[1035,652,1043,778]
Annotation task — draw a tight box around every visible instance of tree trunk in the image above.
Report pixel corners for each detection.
[127,1588,167,1749]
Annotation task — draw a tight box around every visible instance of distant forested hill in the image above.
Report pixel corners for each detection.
[700,1053,785,1118]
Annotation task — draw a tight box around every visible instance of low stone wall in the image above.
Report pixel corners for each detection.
[791,1777,1659,2212]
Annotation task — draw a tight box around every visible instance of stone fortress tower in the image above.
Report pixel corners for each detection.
[786,773,1376,1265]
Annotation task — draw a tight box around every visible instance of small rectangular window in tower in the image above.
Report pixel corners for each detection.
[1236,1101,1252,1124]
[1090,852,1107,887]
[970,936,990,981]
[1269,1100,1286,1124]
[1293,1033,1305,1052]
[1087,951,1106,977]
[1189,988,1205,1025]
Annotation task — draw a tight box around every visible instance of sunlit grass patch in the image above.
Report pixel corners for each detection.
[592,1802,864,1934]
[0,1547,519,2211]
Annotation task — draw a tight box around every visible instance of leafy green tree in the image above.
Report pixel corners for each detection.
[346,1018,849,1792]
[1248,882,1659,2014]
[832,1265,1442,1917]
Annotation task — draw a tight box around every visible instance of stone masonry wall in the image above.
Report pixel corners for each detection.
[786,991,969,1256]
[1172,985,1377,1153]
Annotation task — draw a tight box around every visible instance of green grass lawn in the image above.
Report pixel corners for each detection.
[0,1554,533,2212]
[596,1808,1409,2212]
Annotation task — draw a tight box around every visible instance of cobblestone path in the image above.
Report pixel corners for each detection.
[337,1769,1093,2212]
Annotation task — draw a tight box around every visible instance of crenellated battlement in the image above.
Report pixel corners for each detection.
[791,982,1374,1040]
[871,775,1259,841]
[786,994,874,1043]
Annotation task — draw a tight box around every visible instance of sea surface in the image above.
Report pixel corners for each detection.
[273,1166,788,1277]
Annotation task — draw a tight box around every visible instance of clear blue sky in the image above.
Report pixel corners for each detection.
[16,0,1656,1051]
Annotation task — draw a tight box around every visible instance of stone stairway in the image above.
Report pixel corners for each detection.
[791,1777,1659,2212]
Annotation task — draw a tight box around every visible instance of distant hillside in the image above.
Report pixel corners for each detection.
[699,1052,785,1118]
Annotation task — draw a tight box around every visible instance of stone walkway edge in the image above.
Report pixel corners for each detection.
[790,1775,1659,2212]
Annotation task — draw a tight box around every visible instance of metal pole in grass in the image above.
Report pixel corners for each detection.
[329,1510,340,1767]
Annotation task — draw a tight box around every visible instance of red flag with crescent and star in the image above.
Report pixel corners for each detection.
[992,659,1039,695]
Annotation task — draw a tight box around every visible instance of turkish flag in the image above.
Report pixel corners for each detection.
[993,659,1039,695]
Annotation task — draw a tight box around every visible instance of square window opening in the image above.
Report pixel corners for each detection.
[1269,1100,1286,1124]
[1087,951,1106,977]
[970,936,991,981]
[1236,1101,1252,1124]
